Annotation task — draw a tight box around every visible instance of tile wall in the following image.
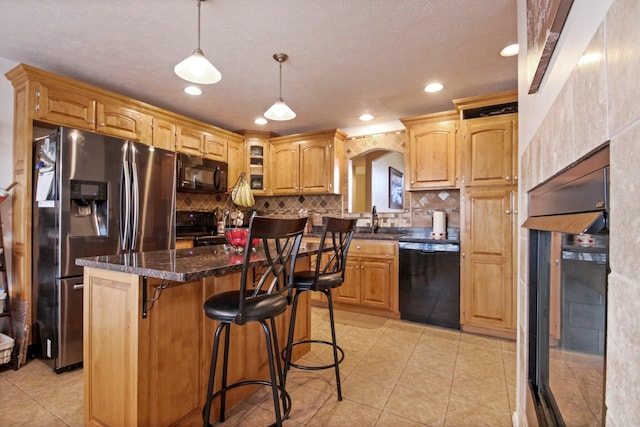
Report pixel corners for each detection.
[516,0,640,425]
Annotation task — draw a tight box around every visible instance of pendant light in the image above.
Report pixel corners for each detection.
[264,53,296,121]
[174,0,222,85]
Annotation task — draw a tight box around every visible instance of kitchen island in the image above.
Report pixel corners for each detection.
[76,243,318,427]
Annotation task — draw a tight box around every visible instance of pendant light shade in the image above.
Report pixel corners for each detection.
[174,0,221,85]
[264,53,296,121]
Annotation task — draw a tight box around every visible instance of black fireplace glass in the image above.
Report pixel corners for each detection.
[530,230,607,427]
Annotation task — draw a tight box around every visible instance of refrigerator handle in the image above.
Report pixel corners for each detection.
[131,161,140,251]
[120,161,131,251]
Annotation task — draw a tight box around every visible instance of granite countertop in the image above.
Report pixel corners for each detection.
[76,242,322,282]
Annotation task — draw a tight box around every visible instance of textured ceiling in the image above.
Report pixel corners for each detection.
[0,0,517,136]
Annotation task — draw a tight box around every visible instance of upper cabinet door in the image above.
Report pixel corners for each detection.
[299,139,332,193]
[226,137,244,193]
[96,102,150,142]
[152,117,176,151]
[270,142,299,195]
[461,113,517,187]
[246,140,270,195]
[203,133,227,162]
[408,119,458,189]
[36,82,96,130]
[176,126,204,155]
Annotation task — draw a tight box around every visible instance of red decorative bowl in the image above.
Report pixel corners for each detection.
[224,228,260,250]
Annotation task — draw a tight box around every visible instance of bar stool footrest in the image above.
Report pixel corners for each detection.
[284,339,345,371]
[203,379,292,426]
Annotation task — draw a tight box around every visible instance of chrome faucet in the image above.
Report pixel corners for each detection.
[371,205,379,233]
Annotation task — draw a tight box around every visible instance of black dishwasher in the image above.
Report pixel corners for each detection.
[398,241,460,329]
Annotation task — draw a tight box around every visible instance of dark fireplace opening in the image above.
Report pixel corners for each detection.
[524,143,609,426]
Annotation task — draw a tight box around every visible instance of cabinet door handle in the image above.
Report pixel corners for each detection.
[505,176,511,181]
[506,209,511,214]
[89,120,95,124]
[514,175,519,181]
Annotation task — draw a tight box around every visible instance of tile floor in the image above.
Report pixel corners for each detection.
[0,307,516,426]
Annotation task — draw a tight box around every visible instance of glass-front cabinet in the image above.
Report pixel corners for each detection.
[242,131,271,195]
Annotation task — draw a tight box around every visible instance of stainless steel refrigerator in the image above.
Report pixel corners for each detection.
[32,127,176,372]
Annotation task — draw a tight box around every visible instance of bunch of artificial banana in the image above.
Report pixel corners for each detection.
[232,178,255,207]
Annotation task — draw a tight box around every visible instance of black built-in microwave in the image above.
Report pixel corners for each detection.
[176,153,228,193]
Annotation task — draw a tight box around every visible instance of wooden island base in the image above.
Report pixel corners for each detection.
[83,262,311,427]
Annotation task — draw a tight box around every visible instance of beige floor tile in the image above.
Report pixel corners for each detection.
[444,397,512,427]
[453,358,507,382]
[340,372,396,409]
[376,411,429,426]
[208,401,260,426]
[349,353,406,383]
[279,382,332,424]
[0,307,515,427]
[384,383,448,426]
[286,368,342,398]
[449,376,511,414]
[413,334,460,357]
[306,398,381,427]
[407,347,457,372]
[397,362,453,396]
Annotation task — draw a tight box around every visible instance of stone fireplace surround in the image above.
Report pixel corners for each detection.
[516,0,640,425]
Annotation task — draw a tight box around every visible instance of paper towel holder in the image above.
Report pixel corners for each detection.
[431,211,447,240]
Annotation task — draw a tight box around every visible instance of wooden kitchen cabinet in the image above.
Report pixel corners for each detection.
[401,111,459,189]
[335,239,399,318]
[95,101,150,142]
[203,132,227,162]
[150,116,176,151]
[175,125,204,155]
[270,141,299,194]
[458,111,517,188]
[460,186,516,338]
[35,81,95,130]
[242,131,273,195]
[303,236,399,318]
[35,81,150,142]
[226,136,243,192]
[270,129,345,195]
[340,258,391,310]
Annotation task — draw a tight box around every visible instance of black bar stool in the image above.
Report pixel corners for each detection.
[282,217,358,401]
[202,216,307,427]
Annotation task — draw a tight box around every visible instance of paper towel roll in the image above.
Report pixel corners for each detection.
[433,211,446,235]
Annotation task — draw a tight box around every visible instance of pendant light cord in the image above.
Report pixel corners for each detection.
[197,0,202,50]
[278,60,283,98]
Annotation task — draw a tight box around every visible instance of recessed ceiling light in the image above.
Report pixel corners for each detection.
[424,82,444,93]
[500,44,519,57]
[254,117,268,125]
[359,114,374,121]
[184,86,202,96]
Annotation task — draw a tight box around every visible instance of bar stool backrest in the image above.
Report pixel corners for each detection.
[236,216,307,324]
[315,217,358,282]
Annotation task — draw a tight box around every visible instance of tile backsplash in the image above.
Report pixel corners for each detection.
[177,188,460,230]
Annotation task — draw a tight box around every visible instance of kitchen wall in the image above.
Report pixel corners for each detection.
[515,0,638,425]
[0,57,18,298]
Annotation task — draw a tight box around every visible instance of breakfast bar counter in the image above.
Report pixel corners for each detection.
[76,244,318,427]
